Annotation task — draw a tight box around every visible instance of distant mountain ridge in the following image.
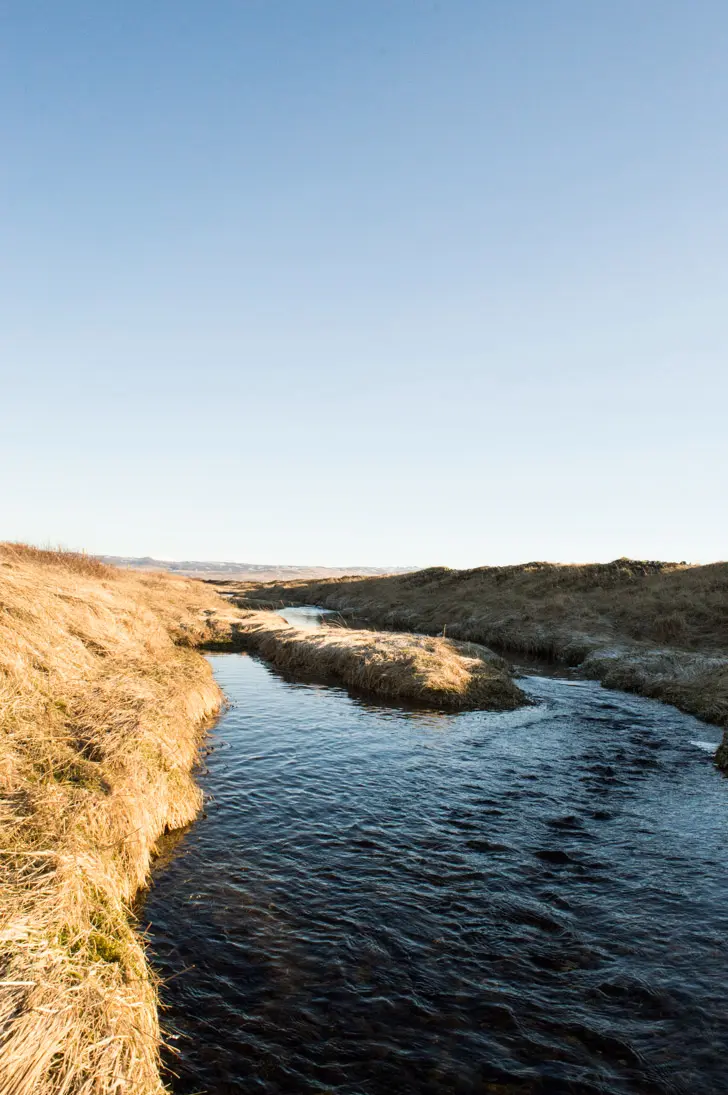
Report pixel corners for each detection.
[100,556,415,581]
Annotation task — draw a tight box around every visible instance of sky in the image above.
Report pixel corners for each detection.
[1,2,726,567]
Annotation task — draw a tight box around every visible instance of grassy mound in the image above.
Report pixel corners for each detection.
[0,544,236,1095]
[232,610,527,710]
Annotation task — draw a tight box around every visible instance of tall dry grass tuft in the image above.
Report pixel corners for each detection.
[231,610,527,710]
[1,543,113,579]
[0,544,237,1095]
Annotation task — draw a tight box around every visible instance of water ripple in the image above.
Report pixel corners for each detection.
[143,653,728,1094]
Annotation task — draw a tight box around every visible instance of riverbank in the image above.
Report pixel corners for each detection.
[229,609,528,710]
[0,547,529,1095]
[0,544,240,1095]
[221,558,728,768]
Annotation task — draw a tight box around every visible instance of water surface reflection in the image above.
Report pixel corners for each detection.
[144,653,727,1094]
[275,605,338,629]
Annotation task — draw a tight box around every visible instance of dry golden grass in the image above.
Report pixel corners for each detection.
[227,558,728,654]
[0,543,237,1095]
[227,558,728,763]
[232,611,527,710]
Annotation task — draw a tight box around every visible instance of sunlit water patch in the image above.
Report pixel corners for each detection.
[276,605,339,629]
[143,653,728,1094]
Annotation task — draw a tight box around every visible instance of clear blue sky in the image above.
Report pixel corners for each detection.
[1,2,726,566]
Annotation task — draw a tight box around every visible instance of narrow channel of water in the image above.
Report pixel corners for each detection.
[143,627,728,1094]
[276,605,339,629]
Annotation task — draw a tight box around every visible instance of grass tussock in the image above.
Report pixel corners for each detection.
[227,559,728,763]
[232,610,527,710]
[0,543,237,1095]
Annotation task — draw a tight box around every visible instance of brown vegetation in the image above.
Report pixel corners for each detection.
[231,610,527,711]
[225,558,728,765]
[0,543,238,1095]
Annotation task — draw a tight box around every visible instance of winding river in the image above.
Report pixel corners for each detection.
[143,609,728,1094]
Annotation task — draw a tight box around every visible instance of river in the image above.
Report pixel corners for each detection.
[143,610,728,1094]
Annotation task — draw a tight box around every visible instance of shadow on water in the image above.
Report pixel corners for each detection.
[142,649,728,1095]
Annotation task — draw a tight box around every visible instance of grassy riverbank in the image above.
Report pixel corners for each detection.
[0,546,529,1095]
[0,544,238,1095]
[231,610,527,710]
[224,559,728,766]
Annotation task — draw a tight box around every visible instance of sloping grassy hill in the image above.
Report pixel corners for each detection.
[227,558,728,766]
[0,545,238,1095]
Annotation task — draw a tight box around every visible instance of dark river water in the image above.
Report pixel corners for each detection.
[143,618,727,1095]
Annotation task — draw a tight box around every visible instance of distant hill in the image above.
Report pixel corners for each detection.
[99,556,415,582]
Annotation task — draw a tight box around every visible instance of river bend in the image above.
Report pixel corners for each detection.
[143,633,727,1094]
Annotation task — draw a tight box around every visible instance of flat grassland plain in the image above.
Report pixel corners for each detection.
[225,559,728,769]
